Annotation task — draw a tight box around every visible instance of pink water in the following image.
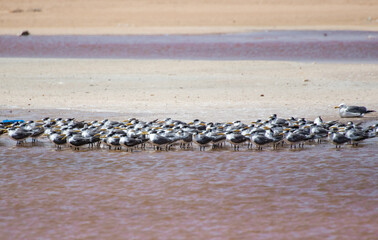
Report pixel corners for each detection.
[1,136,377,240]
[1,30,377,61]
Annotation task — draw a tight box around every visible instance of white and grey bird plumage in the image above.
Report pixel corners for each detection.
[328,128,349,148]
[335,103,375,118]
[7,126,32,144]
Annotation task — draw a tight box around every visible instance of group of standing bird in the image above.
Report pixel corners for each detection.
[1,112,377,151]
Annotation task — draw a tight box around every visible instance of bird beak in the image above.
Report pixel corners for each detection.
[334,106,340,109]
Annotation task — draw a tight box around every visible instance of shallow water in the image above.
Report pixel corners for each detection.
[0,137,377,239]
[1,30,377,61]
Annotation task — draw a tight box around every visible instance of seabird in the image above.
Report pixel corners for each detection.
[226,130,249,150]
[314,116,323,126]
[149,130,172,151]
[88,133,101,149]
[264,128,284,149]
[269,114,288,126]
[80,126,102,148]
[328,128,349,148]
[251,132,273,150]
[345,126,368,146]
[335,103,375,118]
[176,130,193,149]
[30,126,45,143]
[106,134,123,150]
[310,124,328,143]
[193,132,213,151]
[120,135,142,152]
[209,132,226,149]
[49,132,67,149]
[162,129,182,148]
[7,126,32,144]
[284,129,307,149]
[67,133,90,150]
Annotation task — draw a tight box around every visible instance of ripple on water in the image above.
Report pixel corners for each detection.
[0,137,377,239]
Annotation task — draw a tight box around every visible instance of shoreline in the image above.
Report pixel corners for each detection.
[1,108,377,125]
[1,26,378,36]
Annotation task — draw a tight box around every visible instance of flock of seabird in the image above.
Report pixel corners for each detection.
[0,104,376,151]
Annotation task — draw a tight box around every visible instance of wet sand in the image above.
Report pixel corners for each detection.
[1,31,378,61]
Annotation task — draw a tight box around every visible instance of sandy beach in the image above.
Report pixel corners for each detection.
[0,0,377,122]
[0,58,377,122]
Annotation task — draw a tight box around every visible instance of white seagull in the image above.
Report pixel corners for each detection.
[335,103,375,118]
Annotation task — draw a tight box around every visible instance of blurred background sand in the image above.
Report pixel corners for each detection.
[0,0,377,34]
